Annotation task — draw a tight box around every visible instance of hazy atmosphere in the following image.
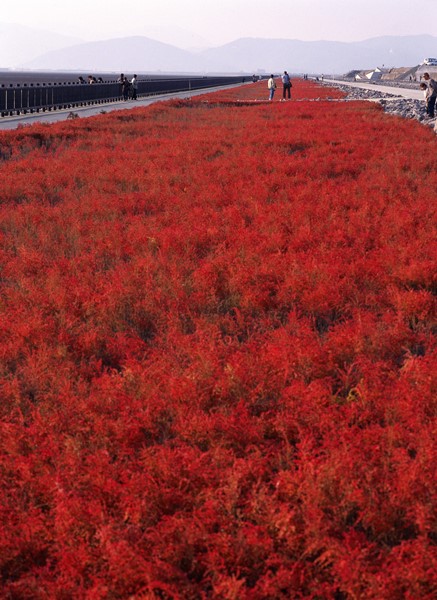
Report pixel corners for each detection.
[5,0,437,48]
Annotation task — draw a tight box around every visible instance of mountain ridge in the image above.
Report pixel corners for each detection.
[20,36,208,73]
[7,28,437,74]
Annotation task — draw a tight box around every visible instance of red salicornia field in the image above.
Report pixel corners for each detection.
[0,79,435,599]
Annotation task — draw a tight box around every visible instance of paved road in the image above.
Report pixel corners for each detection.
[324,79,424,101]
[0,84,246,131]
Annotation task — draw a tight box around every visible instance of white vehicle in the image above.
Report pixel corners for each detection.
[422,58,437,66]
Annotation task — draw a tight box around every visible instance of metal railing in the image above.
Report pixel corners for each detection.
[0,76,249,116]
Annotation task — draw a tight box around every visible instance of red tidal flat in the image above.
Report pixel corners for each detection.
[0,79,435,599]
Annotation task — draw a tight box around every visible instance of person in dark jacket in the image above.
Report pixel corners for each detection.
[121,77,130,101]
[281,71,292,100]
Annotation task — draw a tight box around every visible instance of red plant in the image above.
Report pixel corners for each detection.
[0,79,435,598]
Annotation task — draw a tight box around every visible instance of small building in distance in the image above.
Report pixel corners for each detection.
[352,67,387,81]
[345,63,437,82]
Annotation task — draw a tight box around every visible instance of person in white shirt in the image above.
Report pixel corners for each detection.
[131,75,138,100]
[422,72,437,118]
[267,75,277,101]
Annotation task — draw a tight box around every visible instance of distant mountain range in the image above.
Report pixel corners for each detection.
[1,23,436,75]
[21,37,208,74]
[200,36,437,73]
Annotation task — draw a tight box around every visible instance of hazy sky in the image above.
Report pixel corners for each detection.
[6,0,437,47]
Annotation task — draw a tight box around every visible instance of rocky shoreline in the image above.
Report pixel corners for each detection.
[322,82,437,132]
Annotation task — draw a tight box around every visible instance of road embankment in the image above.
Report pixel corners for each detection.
[319,79,436,132]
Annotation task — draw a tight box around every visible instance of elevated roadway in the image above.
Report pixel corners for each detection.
[0,83,247,131]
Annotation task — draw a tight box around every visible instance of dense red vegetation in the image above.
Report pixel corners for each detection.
[0,79,435,598]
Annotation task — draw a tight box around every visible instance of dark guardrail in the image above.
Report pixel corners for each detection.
[0,76,248,117]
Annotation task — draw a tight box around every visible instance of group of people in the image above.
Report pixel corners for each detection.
[78,73,140,101]
[419,72,437,119]
[78,76,104,84]
[117,74,139,101]
[267,71,292,101]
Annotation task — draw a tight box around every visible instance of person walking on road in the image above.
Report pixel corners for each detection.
[121,76,130,101]
[281,71,292,100]
[422,72,437,118]
[131,74,138,100]
[268,74,277,101]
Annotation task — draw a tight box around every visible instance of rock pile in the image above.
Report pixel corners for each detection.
[377,98,430,123]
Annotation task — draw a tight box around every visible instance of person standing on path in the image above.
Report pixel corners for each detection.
[281,71,292,100]
[420,82,433,117]
[121,76,130,101]
[131,74,138,100]
[422,72,437,118]
[268,74,277,101]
